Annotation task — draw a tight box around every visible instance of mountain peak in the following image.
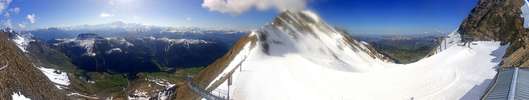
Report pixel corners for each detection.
[253,10,392,72]
[274,10,322,24]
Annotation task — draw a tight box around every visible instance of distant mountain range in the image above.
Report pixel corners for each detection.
[50,33,231,73]
[29,21,244,41]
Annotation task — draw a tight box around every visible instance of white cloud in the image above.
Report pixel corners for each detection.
[100,12,113,18]
[0,0,11,13]
[202,0,307,15]
[109,0,116,6]
[26,14,36,24]
[3,7,19,17]
[17,23,25,29]
[9,7,19,14]
[131,16,142,21]
[186,17,192,21]
[2,19,11,27]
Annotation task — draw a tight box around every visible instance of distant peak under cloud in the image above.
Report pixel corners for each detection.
[202,0,307,15]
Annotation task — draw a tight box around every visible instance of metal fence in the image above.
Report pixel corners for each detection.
[483,68,529,100]
[186,76,229,100]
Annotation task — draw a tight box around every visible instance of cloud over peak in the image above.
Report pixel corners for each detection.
[202,0,307,15]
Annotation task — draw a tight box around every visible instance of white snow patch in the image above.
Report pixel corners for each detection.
[159,38,209,45]
[12,35,34,53]
[77,39,96,56]
[146,79,176,100]
[119,39,135,47]
[12,92,31,100]
[67,93,98,99]
[522,0,529,28]
[128,90,149,100]
[109,38,135,47]
[37,67,70,86]
[106,48,122,54]
[147,78,175,89]
[54,38,96,56]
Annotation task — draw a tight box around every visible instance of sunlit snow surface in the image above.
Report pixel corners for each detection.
[53,38,97,56]
[220,41,506,100]
[12,92,31,100]
[207,11,508,100]
[37,67,70,89]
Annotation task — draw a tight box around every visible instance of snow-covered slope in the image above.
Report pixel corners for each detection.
[187,11,508,100]
[255,11,392,72]
[37,67,70,89]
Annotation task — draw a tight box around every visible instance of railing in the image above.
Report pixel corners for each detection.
[186,76,228,100]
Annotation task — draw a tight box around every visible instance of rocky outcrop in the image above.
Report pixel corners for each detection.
[458,0,529,67]
[458,0,527,42]
[0,32,68,99]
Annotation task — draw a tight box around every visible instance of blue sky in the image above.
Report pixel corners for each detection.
[0,0,478,34]
[310,0,479,34]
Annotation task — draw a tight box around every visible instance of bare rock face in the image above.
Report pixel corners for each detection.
[458,0,529,67]
[458,0,526,42]
[502,44,529,67]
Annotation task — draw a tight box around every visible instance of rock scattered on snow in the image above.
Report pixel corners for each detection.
[37,67,70,88]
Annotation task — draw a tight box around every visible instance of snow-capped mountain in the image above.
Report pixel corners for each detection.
[254,11,393,72]
[29,21,244,41]
[178,11,508,100]
[50,33,230,73]
[1,28,36,53]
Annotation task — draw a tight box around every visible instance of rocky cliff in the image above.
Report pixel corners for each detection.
[459,0,529,67]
